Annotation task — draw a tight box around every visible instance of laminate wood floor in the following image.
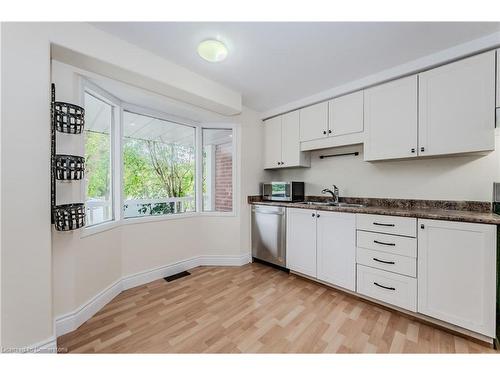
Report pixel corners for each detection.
[58,263,497,353]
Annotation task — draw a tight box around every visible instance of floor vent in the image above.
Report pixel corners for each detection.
[164,271,191,282]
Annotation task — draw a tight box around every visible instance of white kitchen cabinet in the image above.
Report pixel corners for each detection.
[418,51,495,157]
[281,110,310,168]
[329,91,364,137]
[263,116,282,169]
[263,111,310,169]
[417,219,496,337]
[364,75,418,161]
[286,208,317,278]
[317,211,356,291]
[299,101,329,142]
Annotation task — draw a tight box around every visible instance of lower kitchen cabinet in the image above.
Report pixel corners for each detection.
[287,208,356,290]
[286,208,317,278]
[317,211,356,291]
[417,219,497,337]
[357,264,417,312]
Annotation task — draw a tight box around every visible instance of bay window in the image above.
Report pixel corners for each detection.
[83,82,235,230]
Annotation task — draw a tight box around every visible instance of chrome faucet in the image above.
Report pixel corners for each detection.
[321,185,339,204]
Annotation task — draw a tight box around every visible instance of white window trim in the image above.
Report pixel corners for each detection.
[198,123,239,218]
[80,79,122,237]
[79,79,238,238]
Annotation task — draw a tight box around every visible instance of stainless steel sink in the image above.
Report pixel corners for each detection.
[302,201,334,206]
[301,201,366,208]
[335,202,366,208]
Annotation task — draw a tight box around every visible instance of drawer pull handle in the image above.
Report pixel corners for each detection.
[373,257,395,265]
[373,222,395,227]
[373,282,396,291]
[373,240,395,246]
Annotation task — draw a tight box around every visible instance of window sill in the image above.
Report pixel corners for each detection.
[122,212,199,225]
[81,220,120,238]
[79,211,238,238]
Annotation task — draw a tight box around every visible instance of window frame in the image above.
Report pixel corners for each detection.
[200,126,237,216]
[79,79,238,236]
[80,80,122,236]
[121,103,198,222]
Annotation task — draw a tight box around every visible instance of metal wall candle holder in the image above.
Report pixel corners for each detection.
[55,154,85,180]
[51,84,86,231]
[54,101,85,134]
[53,203,86,231]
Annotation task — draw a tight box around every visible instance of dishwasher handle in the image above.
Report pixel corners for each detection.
[252,207,285,215]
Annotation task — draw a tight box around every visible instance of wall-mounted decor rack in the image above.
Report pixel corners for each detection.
[319,151,359,159]
[51,83,86,231]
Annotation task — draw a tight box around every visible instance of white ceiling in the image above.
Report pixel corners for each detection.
[91,22,500,113]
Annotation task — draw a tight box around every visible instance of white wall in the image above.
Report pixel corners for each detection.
[0,22,260,348]
[1,23,53,349]
[271,135,500,201]
[50,59,265,321]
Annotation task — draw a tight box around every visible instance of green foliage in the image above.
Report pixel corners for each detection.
[85,130,196,206]
[84,131,110,199]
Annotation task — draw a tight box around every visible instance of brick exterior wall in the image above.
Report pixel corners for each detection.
[214,142,232,212]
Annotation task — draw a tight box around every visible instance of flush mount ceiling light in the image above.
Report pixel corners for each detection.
[197,39,228,62]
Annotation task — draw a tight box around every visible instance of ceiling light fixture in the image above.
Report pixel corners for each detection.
[197,39,228,62]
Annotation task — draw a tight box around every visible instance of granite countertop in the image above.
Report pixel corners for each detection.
[247,196,500,225]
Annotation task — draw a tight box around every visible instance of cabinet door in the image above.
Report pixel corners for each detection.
[263,116,282,169]
[364,75,418,161]
[417,219,496,337]
[317,211,356,291]
[281,110,306,167]
[329,91,364,137]
[418,51,495,156]
[299,102,329,142]
[286,208,317,278]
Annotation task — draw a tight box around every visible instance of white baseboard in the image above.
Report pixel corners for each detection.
[1,335,58,354]
[55,253,250,338]
[55,278,123,338]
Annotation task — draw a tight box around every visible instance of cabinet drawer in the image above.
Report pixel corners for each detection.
[356,214,416,237]
[356,230,417,258]
[357,264,417,312]
[356,247,416,277]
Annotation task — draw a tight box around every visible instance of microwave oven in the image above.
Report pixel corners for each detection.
[261,181,305,202]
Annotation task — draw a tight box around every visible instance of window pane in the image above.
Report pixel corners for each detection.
[123,111,196,218]
[84,93,113,226]
[202,128,233,212]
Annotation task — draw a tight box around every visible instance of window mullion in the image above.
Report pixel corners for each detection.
[115,106,123,222]
[195,126,203,213]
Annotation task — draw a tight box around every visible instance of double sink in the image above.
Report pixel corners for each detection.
[301,201,366,208]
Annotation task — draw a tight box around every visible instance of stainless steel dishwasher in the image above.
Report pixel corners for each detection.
[251,205,286,267]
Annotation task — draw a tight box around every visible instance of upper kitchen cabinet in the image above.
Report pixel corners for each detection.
[418,51,496,157]
[364,75,418,161]
[299,101,329,142]
[263,115,282,169]
[329,91,364,137]
[263,110,310,169]
[300,92,364,151]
